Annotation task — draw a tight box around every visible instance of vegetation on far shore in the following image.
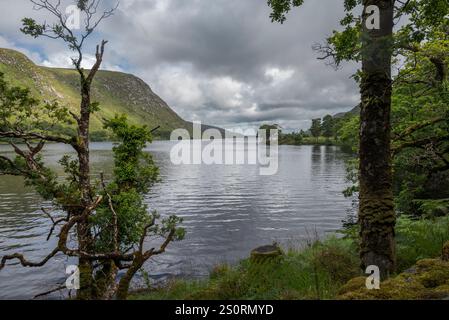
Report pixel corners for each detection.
[262,114,354,148]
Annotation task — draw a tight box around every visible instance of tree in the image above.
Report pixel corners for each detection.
[321,114,335,139]
[268,0,388,277]
[391,24,449,216]
[98,115,184,300]
[310,118,322,140]
[18,0,119,298]
[268,0,449,278]
[333,24,449,212]
[0,0,184,300]
[279,131,304,145]
[357,0,396,278]
[259,124,281,145]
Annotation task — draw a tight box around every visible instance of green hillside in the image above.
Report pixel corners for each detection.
[0,48,191,140]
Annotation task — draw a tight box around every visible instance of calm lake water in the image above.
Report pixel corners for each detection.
[0,141,353,299]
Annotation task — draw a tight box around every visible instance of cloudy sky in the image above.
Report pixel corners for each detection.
[0,0,360,132]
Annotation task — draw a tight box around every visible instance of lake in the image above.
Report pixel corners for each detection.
[0,141,353,299]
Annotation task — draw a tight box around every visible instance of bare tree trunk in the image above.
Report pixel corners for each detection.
[76,84,95,299]
[359,0,396,278]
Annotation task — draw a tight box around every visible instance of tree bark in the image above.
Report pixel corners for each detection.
[73,41,107,299]
[94,260,118,299]
[359,0,396,278]
[75,82,95,299]
[116,255,145,300]
[74,42,108,299]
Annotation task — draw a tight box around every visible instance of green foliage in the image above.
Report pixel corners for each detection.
[21,17,77,49]
[90,130,110,141]
[267,0,449,81]
[0,72,72,202]
[20,18,46,38]
[321,115,335,139]
[93,114,184,251]
[336,115,359,153]
[105,114,159,192]
[77,0,89,11]
[391,26,449,214]
[88,102,101,114]
[342,158,359,198]
[20,0,103,51]
[0,72,73,134]
[267,0,305,24]
[329,26,449,212]
[341,215,449,273]
[279,131,304,145]
[395,216,449,271]
[260,123,308,146]
[412,199,449,218]
[310,118,322,138]
[326,25,362,66]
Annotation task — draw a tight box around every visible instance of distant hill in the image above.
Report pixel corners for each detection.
[0,48,225,140]
[333,104,360,119]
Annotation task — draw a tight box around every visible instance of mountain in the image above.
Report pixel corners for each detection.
[0,48,224,140]
[333,104,360,119]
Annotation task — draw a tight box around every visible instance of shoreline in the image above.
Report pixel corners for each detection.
[130,215,449,300]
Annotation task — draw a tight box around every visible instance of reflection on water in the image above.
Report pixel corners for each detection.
[0,141,352,299]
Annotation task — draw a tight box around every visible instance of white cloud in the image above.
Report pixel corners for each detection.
[143,65,255,118]
[41,51,123,71]
[207,77,252,108]
[147,64,204,109]
[264,67,295,86]
[0,35,43,64]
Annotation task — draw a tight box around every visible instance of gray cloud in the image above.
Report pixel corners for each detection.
[0,0,360,131]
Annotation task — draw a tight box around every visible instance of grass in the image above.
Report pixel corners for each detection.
[131,215,449,300]
[131,237,359,300]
